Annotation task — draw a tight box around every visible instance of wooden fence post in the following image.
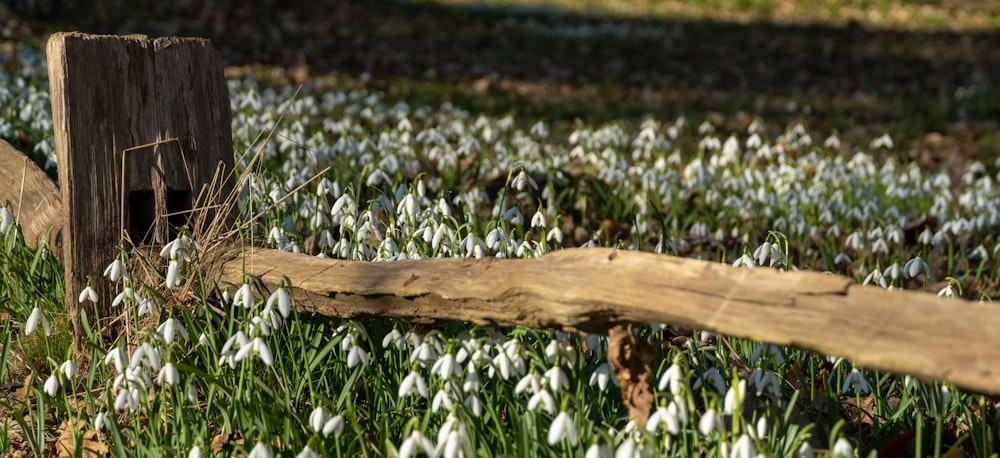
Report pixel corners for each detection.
[46,32,234,343]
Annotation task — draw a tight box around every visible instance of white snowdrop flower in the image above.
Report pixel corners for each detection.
[103,258,128,282]
[398,430,436,458]
[797,442,814,458]
[383,328,407,350]
[44,373,60,396]
[904,256,930,279]
[544,366,570,392]
[750,343,785,364]
[841,368,871,395]
[831,438,854,457]
[698,409,723,436]
[266,288,291,318]
[309,406,330,434]
[529,120,549,139]
[165,259,181,289]
[657,363,683,395]
[724,380,746,415]
[234,283,255,308]
[59,360,77,379]
[646,405,679,435]
[93,411,111,433]
[883,263,903,282]
[324,415,345,438]
[157,318,189,345]
[464,394,483,417]
[25,306,50,336]
[157,362,180,386]
[490,350,513,380]
[515,371,542,395]
[731,253,755,268]
[0,207,13,233]
[749,369,781,398]
[432,353,460,380]
[399,370,428,398]
[104,347,125,374]
[436,428,472,458]
[112,287,135,308]
[512,170,538,191]
[824,134,841,149]
[527,389,556,415]
[463,371,481,393]
[137,296,156,317]
[937,283,957,298]
[546,227,563,244]
[548,411,578,446]
[731,434,755,458]
[863,268,887,288]
[870,133,894,149]
[694,367,727,395]
[431,389,454,413]
[589,363,612,391]
[834,252,852,266]
[531,211,546,229]
[969,244,989,260]
[940,384,951,406]
[186,383,199,403]
[296,445,320,458]
[78,285,99,304]
[586,444,612,458]
[114,388,138,412]
[917,228,933,245]
[615,437,649,458]
[248,442,270,458]
[754,416,768,440]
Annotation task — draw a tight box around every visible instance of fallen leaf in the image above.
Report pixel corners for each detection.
[54,419,108,458]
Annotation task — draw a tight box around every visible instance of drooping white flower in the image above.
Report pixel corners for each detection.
[266,288,291,318]
[730,434,756,458]
[841,368,871,395]
[527,389,555,415]
[59,360,77,379]
[296,445,320,458]
[247,442,270,458]
[156,362,180,386]
[78,285,99,304]
[399,370,428,398]
[25,306,50,336]
[547,411,578,446]
[43,373,60,396]
[309,406,330,434]
[698,409,723,436]
[398,430,435,458]
[103,258,128,282]
[831,438,854,457]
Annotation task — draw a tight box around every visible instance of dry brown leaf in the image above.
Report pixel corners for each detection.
[607,324,654,428]
[54,419,108,458]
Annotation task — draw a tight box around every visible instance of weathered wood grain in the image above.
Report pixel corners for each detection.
[47,32,234,342]
[0,139,63,254]
[221,246,1000,395]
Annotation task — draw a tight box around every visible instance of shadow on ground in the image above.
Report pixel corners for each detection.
[5,0,1000,167]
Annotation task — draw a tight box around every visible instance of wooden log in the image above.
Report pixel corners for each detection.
[220,246,1000,395]
[47,32,234,343]
[0,139,63,255]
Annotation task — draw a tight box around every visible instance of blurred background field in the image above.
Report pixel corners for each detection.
[2,0,999,176]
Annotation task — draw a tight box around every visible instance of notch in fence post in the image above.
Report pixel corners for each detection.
[46,32,235,345]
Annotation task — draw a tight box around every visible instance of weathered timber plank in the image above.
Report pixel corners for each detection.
[47,32,234,342]
[0,139,63,254]
[220,246,1000,395]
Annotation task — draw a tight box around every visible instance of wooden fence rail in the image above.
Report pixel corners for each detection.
[221,246,1000,395]
[0,32,997,398]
